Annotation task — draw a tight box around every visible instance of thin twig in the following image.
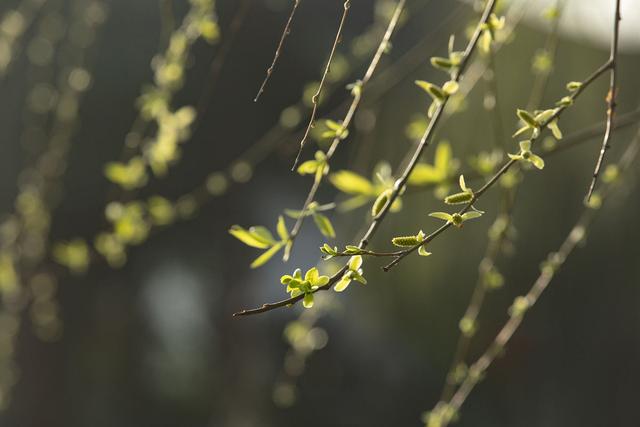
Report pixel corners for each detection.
[441,0,564,400]
[440,127,640,426]
[235,0,500,317]
[254,0,301,102]
[586,0,622,201]
[382,60,614,272]
[291,0,352,170]
[285,0,407,257]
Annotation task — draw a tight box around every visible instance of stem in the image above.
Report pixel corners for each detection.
[286,0,407,255]
[291,0,352,170]
[382,58,614,272]
[439,128,640,426]
[254,0,301,102]
[586,0,622,201]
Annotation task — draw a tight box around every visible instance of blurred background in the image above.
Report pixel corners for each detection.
[0,0,639,426]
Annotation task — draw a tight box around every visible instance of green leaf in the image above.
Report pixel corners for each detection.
[305,267,319,283]
[303,293,314,308]
[529,154,545,170]
[415,80,446,102]
[371,190,391,217]
[430,56,453,71]
[338,195,372,212]
[348,255,363,271]
[429,212,453,222]
[277,216,289,241]
[249,226,276,245]
[334,275,351,292]
[330,171,375,195]
[418,246,432,257]
[229,226,271,249]
[442,81,459,95]
[517,109,538,128]
[312,212,335,238]
[461,211,483,221]
[519,140,532,152]
[547,119,563,139]
[284,209,305,218]
[534,109,557,125]
[566,81,582,92]
[250,243,283,268]
[435,141,453,173]
[408,164,442,185]
[297,160,319,175]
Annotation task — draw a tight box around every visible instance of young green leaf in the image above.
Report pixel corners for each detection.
[277,215,289,241]
[229,226,271,249]
[312,213,336,238]
[330,171,376,195]
[250,243,283,268]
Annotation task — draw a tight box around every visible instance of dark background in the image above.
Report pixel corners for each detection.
[0,0,639,426]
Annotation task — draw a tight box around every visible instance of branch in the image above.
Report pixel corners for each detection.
[254,0,301,102]
[586,0,622,201]
[291,0,351,170]
[234,0,500,316]
[437,127,640,426]
[286,0,407,255]
[382,59,615,271]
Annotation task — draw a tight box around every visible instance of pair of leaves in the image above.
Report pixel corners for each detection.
[321,119,349,140]
[479,13,506,53]
[508,140,545,170]
[430,35,464,76]
[415,79,459,118]
[429,209,483,228]
[335,255,366,292]
[514,108,563,140]
[229,216,290,268]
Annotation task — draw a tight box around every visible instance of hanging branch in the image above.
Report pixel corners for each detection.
[254,0,301,102]
[291,0,352,170]
[431,128,640,427]
[234,0,500,317]
[379,59,616,272]
[586,0,622,201]
[285,0,407,257]
[440,0,564,401]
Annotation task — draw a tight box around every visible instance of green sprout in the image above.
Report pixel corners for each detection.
[280,267,330,308]
[415,79,459,118]
[430,35,465,77]
[334,255,367,293]
[444,175,474,205]
[513,108,563,140]
[392,230,432,256]
[297,150,330,183]
[429,209,483,228]
[321,119,349,140]
[508,140,545,170]
[479,13,505,53]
